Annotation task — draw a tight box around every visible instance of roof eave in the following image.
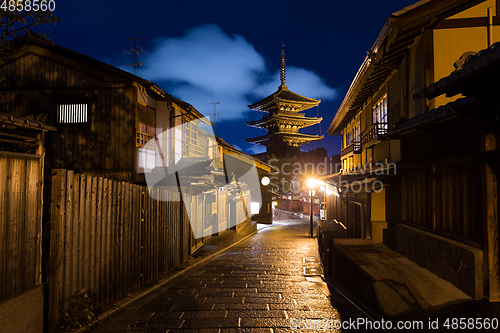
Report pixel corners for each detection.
[328,0,488,135]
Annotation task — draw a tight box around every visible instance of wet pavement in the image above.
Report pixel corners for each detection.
[88,211,363,332]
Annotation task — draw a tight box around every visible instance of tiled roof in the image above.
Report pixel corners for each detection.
[328,0,487,135]
[245,132,323,145]
[0,112,56,131]
[7,35,202,115]
[248,85,320,111]
[246,114,321,128]
[216,136,278,172]
[416,41,500,99]
[383,96,476,137]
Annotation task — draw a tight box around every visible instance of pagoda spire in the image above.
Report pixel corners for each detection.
[246,44,323,158]
[280,43,286,87]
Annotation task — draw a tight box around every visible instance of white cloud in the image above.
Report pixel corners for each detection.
[141,24,337,121]
[254,66,337,101]
[246,145,266,155]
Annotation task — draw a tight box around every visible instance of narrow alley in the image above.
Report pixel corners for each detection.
[87,212,363,332]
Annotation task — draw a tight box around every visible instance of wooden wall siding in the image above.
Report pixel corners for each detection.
[49,169,191,325]
[0,154,43,302]
[137,104,156,137]
[0,54,129,92]
[400,118,483,243]
[401,167,433,228]
[0,53,138,174]
[402,164,481,242]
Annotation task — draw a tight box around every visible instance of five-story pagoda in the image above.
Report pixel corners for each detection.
[246,44,323,158]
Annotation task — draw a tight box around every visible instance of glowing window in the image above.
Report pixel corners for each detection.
[58,104,88,124]
[372,96,388,127]
[251,202,260,215]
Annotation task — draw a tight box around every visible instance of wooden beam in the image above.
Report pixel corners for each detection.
[434,16,499,29]
[484,132,499,301]
[0,138,39,146]
[0,132,38,142]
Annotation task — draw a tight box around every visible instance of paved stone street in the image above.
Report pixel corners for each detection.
[89,212,360,332]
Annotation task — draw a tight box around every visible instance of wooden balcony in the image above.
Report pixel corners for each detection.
[361,122,388,145]
[341,141,361,156]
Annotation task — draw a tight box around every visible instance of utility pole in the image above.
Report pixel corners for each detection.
[121,38,149,75]
[209,102,220,135]
[310,191,314,237]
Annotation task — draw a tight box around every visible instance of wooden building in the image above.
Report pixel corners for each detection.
[327,0,500,300]
[0,34,206,183]
[392,42,500,301]
[246,45,323,158]
[0,33,275,259]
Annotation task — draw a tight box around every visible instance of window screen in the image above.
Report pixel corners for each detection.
[58,104,88,124]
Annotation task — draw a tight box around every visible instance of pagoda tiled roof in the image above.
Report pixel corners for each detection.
[245,132,323,146]
[247,113,322,128]
[248,85,320,112]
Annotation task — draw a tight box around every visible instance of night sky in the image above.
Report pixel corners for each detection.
[34,0,418,156]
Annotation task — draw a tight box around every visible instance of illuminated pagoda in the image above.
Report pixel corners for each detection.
[246,44,323,158]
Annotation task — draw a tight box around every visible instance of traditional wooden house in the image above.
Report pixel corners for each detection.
[390,42,500,301]
[0,34,207,183]
[327,0,500,300]
[0,33,275,257]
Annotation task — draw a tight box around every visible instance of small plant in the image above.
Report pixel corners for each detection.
[26,112,48,123]
[52,289,95,332]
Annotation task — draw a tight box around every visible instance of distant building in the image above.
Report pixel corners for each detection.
[326,0,500,301]
[246,45,323,158]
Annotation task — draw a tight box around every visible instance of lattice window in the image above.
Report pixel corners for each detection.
[58,104,88,124]
[185,121,198,146]
[183,121,203,157]
[353,122,360,143]
[372,96,388,128]
[136,131,154,148]
[346,130,352,145]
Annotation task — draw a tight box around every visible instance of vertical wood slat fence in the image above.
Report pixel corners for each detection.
[49,169,190,325]
[0,154,43,302]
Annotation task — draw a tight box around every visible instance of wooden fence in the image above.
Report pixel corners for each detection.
[48,169,190,325]
[0,153,43,302]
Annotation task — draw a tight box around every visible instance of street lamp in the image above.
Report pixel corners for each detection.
[319,185,326,221]
[307,178,318,237]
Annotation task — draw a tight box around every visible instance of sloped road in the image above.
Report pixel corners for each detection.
[89,211,360,332]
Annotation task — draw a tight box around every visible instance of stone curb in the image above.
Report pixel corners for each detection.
[71,227,260,333]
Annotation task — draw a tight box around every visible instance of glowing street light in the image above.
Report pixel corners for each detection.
[307,178,318,237]
[307,178,319,189]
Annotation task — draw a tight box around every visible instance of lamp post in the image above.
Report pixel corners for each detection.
[307,178,318,237]
[319,185,326,221]
[309,190,313,237]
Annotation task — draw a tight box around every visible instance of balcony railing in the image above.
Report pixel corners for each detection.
[361,122,388,145]
[341,141,361,156]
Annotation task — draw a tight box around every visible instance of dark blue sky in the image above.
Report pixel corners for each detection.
[35,0,417,156]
